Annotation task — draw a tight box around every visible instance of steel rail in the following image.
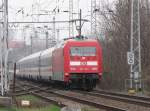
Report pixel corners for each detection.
[95,89,150,102]
[44,90,127,111]
[77,90,150,107]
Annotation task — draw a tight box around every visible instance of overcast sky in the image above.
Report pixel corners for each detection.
[8,0,115,20]
[6,0,116,41]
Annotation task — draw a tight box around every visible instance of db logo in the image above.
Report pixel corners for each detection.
[80,62,87,65]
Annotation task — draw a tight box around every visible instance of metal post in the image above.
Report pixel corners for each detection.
[146,0,150,15]
[56,29,59,43]
[0,33,4,96]
[0,0,9,96]
[52,16,56,47]
[46,31,48,49]
[91,0,97,37]
[30,36,33,54]
[23,27,26,55]
[130,0,141,91]
[32,0,40,22]
[79,9,82,36]
[4,49,10,92]
[13,63,16,93]
[0,15,3,95]
[69,0,74,37]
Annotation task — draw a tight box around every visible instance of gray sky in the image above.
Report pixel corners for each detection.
[7,0,116,41]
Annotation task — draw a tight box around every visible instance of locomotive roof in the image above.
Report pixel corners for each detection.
[61,38,98,44]
[66,39,98,42]
[54,38,99,48]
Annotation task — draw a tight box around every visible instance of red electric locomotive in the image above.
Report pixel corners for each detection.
[17,36,103,90]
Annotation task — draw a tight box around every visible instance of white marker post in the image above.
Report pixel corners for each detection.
[127,52,134,90]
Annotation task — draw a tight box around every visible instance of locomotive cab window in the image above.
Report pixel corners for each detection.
[70,47,96,56]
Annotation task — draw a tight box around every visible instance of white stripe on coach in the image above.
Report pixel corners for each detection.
[70,61,80,66]
[87,61,98,66]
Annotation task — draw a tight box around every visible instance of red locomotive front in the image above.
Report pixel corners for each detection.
[63,39,103,90]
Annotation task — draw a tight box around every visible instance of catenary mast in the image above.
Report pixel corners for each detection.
[130,0,142,91]
[91,0,97,37]
[0,0,9,96]
[69,0,74,37]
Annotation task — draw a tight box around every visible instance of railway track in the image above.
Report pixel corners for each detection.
[73,89,150,107]
[12,80,127,111]
[12,79,150,111]
[94,89,150,102]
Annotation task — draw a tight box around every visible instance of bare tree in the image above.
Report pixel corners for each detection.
[98,0,150,91]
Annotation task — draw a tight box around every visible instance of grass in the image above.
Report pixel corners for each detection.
[0,107,17,111]
[0,105,60,111]
[16,95,40,102]
[14,105,60,111]
[0,95,60,111]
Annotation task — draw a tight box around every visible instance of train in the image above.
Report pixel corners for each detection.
[16,36,103,90]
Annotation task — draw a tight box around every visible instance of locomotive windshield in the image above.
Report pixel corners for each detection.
[70,47,96,56]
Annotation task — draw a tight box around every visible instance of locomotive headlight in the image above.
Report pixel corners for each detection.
[70,67,76,70]
[98,73,102,76]
[92,67,98,70]
[65,73,69,77]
